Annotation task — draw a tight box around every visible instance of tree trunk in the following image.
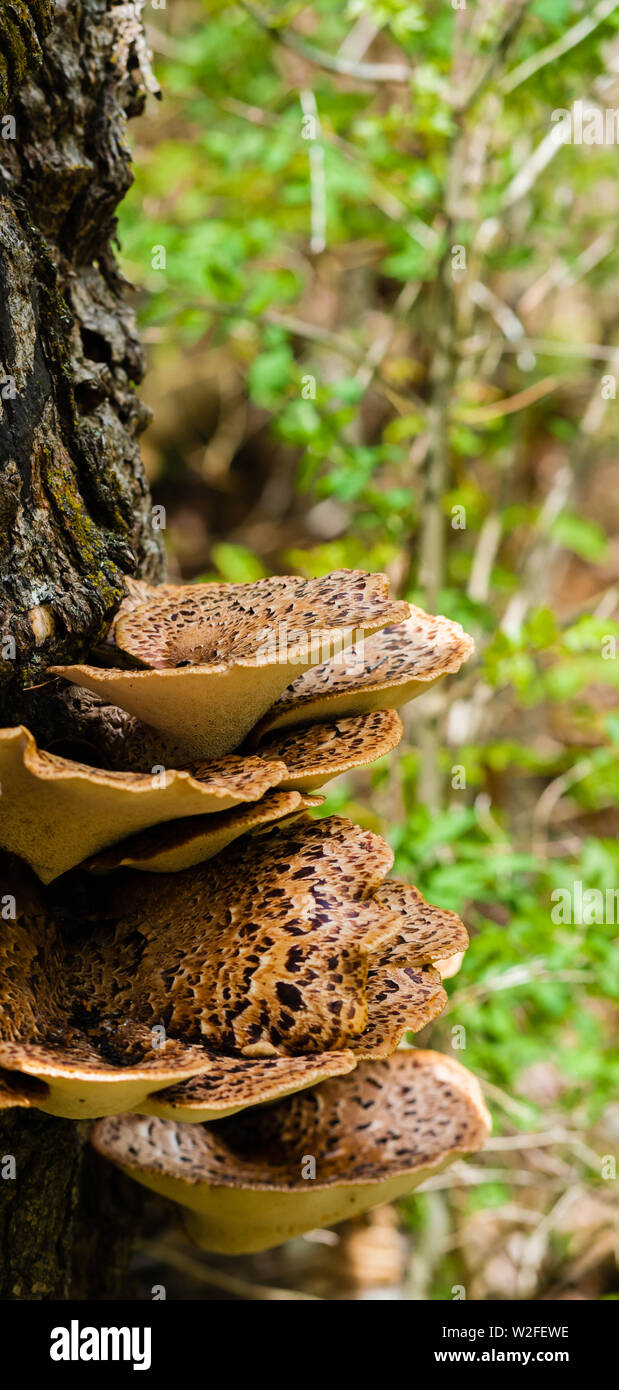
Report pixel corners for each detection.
[0,0,164,720]
[0,0,164,1298]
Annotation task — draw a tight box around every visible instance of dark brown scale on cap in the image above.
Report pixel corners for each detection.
[371,881,469,967]
[349,964,446,1057]
[82,816,402,1057]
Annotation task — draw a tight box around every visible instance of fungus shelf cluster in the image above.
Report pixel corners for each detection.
[0,570,489,1253]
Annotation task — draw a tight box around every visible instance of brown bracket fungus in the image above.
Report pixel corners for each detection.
[86,789,325,875]
[0,818,468,1121]
[91,1051,491,1254]
[1,564,482,1271]
[254,708,403,792]
[0,726,289,882]
[251,607,474,740]
[0,707,403,881]
[49,570,411,761]
[83,708,403,874]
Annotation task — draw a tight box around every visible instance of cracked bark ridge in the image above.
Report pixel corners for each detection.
[0,0,164,717]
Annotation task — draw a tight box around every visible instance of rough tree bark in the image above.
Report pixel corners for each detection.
[0,0,165,1297]
[0,0,163,717]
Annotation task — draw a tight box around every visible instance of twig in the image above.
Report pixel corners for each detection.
[144,1237,321,1300]
[352,280,421,393]
[418,1163,562,1192]
[406,1191,450,1299]
[238,2,413,84]
[469,279,534,368]
[445,962,592,1010]
[502,0,619,95]
[533,756,595,857]
[300,90,326,254]
[515,1186,582,1298]
[336,13,380,66]
[456,375,558,421]
[501,123,570,209]
[463,336,619,362]
[219,94,438,250]
[518,232,613,316]
[458,1,530,114]
[483,1128,587,1152]
[467,514,502,602]
[480,1078,538,1124]
[500,462,572,638]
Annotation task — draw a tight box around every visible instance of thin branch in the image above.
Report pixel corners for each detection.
[300,90,327,253]
[518,231,613,316]
[219,94,438,250]
[457,1,530,114]
[418,1163,563,1192]
[352,279,421,393]
[144,1238,321,1300]
[533,756,595,857]
[456,374,558,422]
[462,336,619,362]
[337,13,380,65]
[515,1186,582,1297]
[469,279,532,363]
[480,1078,538,1124]
[467,514,502,602]
[502,0,619,95]
[483,1127,589,1151]
[199,297,364,356]
[501,122,570,209]
[183,296,428,412]
[500,462,572,638]
[445,962,592,1010]
[239,2,413,84]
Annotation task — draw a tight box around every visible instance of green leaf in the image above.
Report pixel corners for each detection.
[247,344,294,409]
[550,512,609,562]
[210,543,267,583]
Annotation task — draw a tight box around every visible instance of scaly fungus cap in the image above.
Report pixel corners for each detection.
[255,708,403,793]
[84,709,402,873]
[252,607,474,740]
[49,571,410,760]
[0,708,402,881]
[85,790,324,875]
[0,820,467,1120]
[0,726,288,882]
[91,1051,491,1253]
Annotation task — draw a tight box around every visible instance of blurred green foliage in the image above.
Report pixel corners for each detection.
[120,1,619,1294]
